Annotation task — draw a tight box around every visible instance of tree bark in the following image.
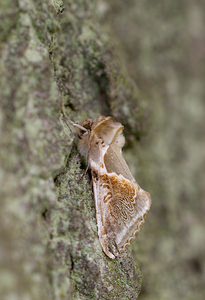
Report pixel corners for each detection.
[0,1,148,299]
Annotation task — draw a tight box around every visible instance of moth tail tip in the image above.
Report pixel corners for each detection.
[106,251,115,259]
[102,245,115,259]
[100,239,116,259]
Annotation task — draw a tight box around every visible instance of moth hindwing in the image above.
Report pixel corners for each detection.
[76,116,151,259]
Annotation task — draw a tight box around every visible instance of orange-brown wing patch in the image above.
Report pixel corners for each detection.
[98,173,151,254]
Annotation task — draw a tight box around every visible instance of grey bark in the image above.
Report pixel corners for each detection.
[0,1,148,299]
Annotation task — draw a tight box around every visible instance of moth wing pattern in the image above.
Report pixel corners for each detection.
[78,116,151,259]
[92,144,151,258]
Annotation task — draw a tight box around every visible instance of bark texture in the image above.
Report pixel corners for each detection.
[0,1,147,299]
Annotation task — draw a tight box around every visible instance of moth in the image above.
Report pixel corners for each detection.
[73,116,151,259]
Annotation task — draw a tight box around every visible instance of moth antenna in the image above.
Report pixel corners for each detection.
[61,104,89,178]
[61,113,72,132]
[60,104,72,132]
[61,106,87,132]
[69,120,88,132]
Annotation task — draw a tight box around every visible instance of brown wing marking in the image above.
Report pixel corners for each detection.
[100,173,151,255]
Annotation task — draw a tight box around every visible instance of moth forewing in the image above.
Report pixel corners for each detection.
[76,116,151,259]
[104,143,134,181]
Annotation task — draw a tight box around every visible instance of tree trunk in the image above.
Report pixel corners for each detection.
[0,1,148,299]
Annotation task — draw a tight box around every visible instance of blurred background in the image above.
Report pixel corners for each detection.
[100,1,205,299]
[1,1,205,299]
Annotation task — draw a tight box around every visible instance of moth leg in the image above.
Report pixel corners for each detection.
[78,167,88,182]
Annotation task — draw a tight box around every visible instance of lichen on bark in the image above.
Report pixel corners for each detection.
[0,0,147,299]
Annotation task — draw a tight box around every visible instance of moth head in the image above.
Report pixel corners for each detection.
[77,119,93,139]
[72,119,94,160]
[68,119,92,138]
